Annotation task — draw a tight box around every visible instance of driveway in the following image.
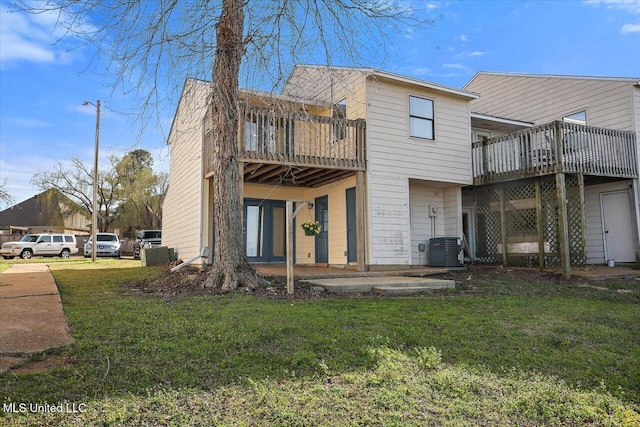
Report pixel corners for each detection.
[0,264,73,372]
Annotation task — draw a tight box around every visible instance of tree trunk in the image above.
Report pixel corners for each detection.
[205,0,264,291]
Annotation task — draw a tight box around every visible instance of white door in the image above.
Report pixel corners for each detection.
[601,191,636,263]
[462,207,476,261]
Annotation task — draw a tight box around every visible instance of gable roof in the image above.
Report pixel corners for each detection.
[167,77,334,145]
[0,189,88,228]
[289,64,479,100]
[465,71,640,90]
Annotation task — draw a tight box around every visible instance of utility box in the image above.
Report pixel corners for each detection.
[429,237,462,267]
[141,246,171,266]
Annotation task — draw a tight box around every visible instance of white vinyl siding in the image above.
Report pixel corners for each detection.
[466,74,635,131]
[366,79,472,185]
[162,79,209,262]
[283,66,367,120]
[364,78,470,267]
[408,182,463,266]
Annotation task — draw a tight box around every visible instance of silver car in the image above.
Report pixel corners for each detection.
[84,233,121,258]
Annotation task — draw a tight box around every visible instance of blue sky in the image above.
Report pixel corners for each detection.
[1,0,639,209]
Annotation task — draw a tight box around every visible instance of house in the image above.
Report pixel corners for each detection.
[162,65,479,269]
[462,72,640,274]
[0,189,91,236]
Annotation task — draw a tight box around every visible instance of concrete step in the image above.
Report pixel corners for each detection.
[302,276,455,293]
[374,283,454,296]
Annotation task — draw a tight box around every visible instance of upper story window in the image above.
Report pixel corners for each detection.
[245,113,276,152]
[333,98,347,141]
[409,96,434,140]
[472,129,493,142]
[562,110,587,125]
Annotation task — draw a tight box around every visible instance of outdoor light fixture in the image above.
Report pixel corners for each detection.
[83,100,100,263]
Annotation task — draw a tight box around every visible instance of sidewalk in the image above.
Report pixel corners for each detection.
[0,264,73,372]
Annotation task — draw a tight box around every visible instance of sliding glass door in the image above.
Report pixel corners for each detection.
[244,199,286,262]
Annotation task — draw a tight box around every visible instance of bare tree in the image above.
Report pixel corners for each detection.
[16,0,429,290]
[0,179,13,207]
[31,157,121,232]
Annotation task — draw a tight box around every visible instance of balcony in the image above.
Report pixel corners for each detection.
[204,105,366,187]
[472,121,638,185]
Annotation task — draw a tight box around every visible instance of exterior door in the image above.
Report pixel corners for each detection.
[601,191,635,263]
[315,196,329,263]
[244,199,286,262]
[346,188,356,263]
[462,208,476,261]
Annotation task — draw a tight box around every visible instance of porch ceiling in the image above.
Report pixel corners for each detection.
[242,161,357,188]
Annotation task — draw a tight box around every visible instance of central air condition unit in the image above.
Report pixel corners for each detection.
[430,237,462,267]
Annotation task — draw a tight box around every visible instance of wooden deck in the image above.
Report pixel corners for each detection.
[472,121,637,185]
[204,105,366,187]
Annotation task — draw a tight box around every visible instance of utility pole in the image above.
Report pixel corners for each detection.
[83,100,100,262]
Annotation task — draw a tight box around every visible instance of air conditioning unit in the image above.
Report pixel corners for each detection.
[430,237,462,267]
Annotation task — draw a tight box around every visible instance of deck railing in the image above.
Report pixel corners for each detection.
[472,121,638,185]
[203,105,366,176]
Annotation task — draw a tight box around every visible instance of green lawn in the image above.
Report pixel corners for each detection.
[1,264,639,425]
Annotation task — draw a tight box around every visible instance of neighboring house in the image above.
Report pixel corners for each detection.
[0,189,91,236]
[162,65,478,269]
[462,72,640,273]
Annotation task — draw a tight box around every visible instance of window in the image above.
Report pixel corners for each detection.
[333,98,347,141]
[38,236,51,243]
[245,205,264,257]
[53,235,63,243]
[472,129,492,142]
[64,236,74,242]
[409,96,434,139]
[245,113,277,152]
[562,110,587,125]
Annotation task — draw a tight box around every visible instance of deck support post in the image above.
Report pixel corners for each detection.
[555,173,571,279]
[499,185,508,267]
[356,171,367,272]
[286,201,294,294]
[535,178,544,270]
[578,173,587,264]
[286,200,315,294]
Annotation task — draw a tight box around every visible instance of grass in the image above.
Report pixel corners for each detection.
[1,264,639,425]
[0,256,140,271]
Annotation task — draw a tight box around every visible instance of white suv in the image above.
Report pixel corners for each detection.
[1,234,79,259]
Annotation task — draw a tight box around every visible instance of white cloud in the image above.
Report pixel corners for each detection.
[410,67,433,76]
[584,0,640,14]
[426,2,439,11]
[6,118,52,128]
[0,5,87,68]
[442,63,466,70]
[456,50,489,59]
[621,22,640,32]
[455,34,468,42]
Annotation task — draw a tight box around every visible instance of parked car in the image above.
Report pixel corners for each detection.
[84,233,121,258]
[133,230,162,259]
[0,234,79,259]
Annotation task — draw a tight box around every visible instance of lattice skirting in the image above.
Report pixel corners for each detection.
[471,174,586,267]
